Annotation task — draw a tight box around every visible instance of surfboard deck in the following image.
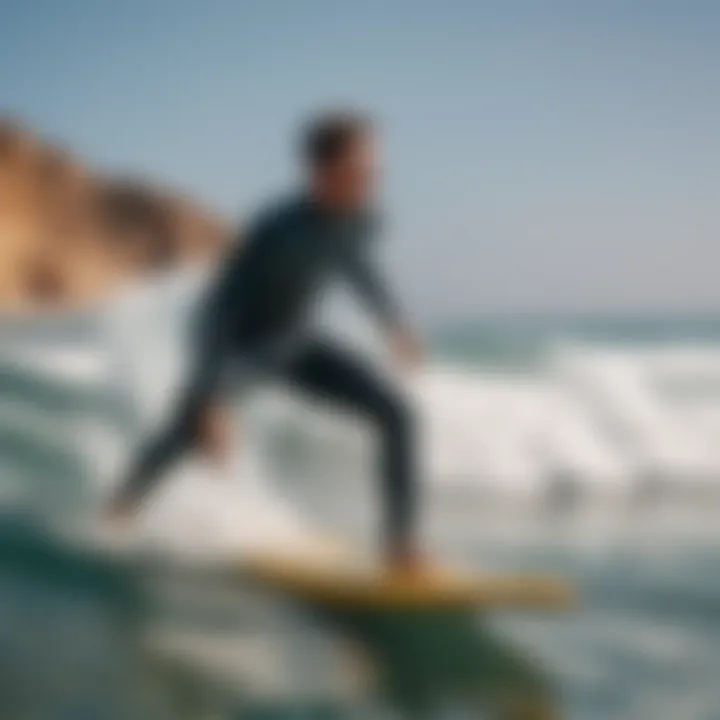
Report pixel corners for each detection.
[239,549,575,611]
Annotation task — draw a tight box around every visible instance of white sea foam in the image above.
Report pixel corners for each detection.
[2,272,720,551]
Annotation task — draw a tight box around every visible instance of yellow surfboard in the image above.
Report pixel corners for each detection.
[240,548,575,611]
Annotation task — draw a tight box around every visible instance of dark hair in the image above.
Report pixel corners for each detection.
[302,111,372,168]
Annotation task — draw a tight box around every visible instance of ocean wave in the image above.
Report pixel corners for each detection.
[2,274,720,547]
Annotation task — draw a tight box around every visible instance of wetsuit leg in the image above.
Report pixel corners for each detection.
[111,341,225,509]
[285,339,416,553]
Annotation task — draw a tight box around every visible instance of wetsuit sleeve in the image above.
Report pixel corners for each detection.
[341,222,403,330]
[190,244,243,402]
[192,217,268,400]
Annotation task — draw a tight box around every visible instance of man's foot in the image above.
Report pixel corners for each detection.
[88,496,140,553]
[104,496,137,527]
[386,543,431,577]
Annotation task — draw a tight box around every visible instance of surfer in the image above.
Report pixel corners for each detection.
[106,111,423,569]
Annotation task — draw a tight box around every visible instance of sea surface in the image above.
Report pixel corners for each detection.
[1,271,720,719]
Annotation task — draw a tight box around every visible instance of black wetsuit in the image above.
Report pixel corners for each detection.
[115,195,416,551]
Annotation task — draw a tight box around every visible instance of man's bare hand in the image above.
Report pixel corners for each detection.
[195,403,233,468]
[389,326,423,371]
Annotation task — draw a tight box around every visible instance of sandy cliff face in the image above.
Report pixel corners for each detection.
[0,120,229,311]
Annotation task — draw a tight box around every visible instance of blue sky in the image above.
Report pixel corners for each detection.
[1,0,719,319]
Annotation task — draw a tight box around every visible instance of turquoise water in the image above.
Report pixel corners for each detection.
[2,311,720,718]
[0,512,556,718]
[4,499,720,719]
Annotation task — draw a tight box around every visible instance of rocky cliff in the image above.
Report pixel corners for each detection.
[0,119,229,311]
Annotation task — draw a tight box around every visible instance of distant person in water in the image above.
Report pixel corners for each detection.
[106,111,424,569]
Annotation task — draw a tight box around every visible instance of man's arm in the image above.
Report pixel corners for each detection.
[341,227,422,367]
[192,234,246,401]
[342,240,402,329]
[195,211,274,398]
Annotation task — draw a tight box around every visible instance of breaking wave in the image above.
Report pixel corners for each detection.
[2,270,720,550]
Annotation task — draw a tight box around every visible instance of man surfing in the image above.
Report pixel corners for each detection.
[106,111,423,569]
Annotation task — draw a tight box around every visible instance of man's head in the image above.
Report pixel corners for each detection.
[302,111,377,210]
